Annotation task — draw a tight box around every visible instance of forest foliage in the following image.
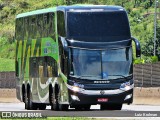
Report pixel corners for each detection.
[0,0,160,63]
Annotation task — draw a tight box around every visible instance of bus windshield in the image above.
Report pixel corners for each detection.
[67,11,130,42]
[70,47,132,80]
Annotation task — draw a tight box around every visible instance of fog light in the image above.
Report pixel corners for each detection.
[124,94,132,100]
[71,95,80,101]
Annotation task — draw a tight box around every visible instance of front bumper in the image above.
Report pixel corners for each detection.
[67,84,134,105]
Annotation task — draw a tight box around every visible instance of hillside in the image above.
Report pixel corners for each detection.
[0,0,160,68]
[0,58,15,71]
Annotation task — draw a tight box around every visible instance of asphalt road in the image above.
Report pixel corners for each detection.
[0,103,160,117]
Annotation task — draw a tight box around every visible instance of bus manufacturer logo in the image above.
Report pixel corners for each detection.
[94,81,110,84]
[100,90,105,95]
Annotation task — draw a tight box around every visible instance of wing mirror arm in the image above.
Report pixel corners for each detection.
[131,36,141,58]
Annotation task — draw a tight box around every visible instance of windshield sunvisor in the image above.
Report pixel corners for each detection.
[67,39,132,49]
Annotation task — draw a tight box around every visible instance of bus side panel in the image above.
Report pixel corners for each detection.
[15,58,22,101]
[58,73,69,104]
[29,37,58,103]
[15,40,23,101]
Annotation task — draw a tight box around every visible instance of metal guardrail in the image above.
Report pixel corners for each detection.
[0,72,15,88]
[134,62,160,87]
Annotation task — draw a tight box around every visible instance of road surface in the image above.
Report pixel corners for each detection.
[0,103,160,117]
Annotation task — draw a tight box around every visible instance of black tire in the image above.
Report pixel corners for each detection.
[22,92,25,103]
[25,90,38,110]
[51,90,59,111]
[57,89,69,111]
[24,92,28,109]
[100,103,122,110]
[51,86,69,111]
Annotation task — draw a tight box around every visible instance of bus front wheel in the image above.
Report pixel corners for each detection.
[50,89,69,111]
[51,90,59,111]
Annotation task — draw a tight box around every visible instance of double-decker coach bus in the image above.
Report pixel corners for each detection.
[15,5,141,110]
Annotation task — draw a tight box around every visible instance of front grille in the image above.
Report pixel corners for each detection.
[84,84,120,90]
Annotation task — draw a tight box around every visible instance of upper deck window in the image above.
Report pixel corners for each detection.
[67,11,130,42]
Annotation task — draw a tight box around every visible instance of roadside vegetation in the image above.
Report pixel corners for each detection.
[0,0,160,71]
[0,58,15,71]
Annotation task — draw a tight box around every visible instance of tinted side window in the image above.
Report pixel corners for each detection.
[57,11,66,37]
[31,16,36,39]
[28,17,32,40]
[30,57,58,78]
[21,18,24,40]
[30,57,39,77]
[24,17,29,40]
[20,12,55,40]
[43,57,48,77]
[43,14,49,37]
[28,16,36,40]
[47,57,58,77]
[44,57,58,77]
[16,18,23,40]
[49,13,55,40]
[15,19,19,40]
[37,14,43,38]
[38,57,44,78]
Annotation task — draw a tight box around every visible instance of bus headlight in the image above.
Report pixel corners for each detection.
[120,81,132,91]
[66,83,84,92]
[72,83,84,92]
[72,86,80,92]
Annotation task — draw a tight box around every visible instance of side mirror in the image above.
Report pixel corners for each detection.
[131,37,141,57]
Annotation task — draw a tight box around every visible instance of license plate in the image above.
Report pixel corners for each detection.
[98,98,108,102]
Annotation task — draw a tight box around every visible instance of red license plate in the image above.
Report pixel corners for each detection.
[98,98,108,102]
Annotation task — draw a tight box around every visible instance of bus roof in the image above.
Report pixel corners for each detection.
[57,5,125,12]
[16,7,56,19]
[16,5,125,19]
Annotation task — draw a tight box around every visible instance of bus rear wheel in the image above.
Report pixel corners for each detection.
[25,90,38,110]
[24,92,28,109]
[100,103,122,110]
